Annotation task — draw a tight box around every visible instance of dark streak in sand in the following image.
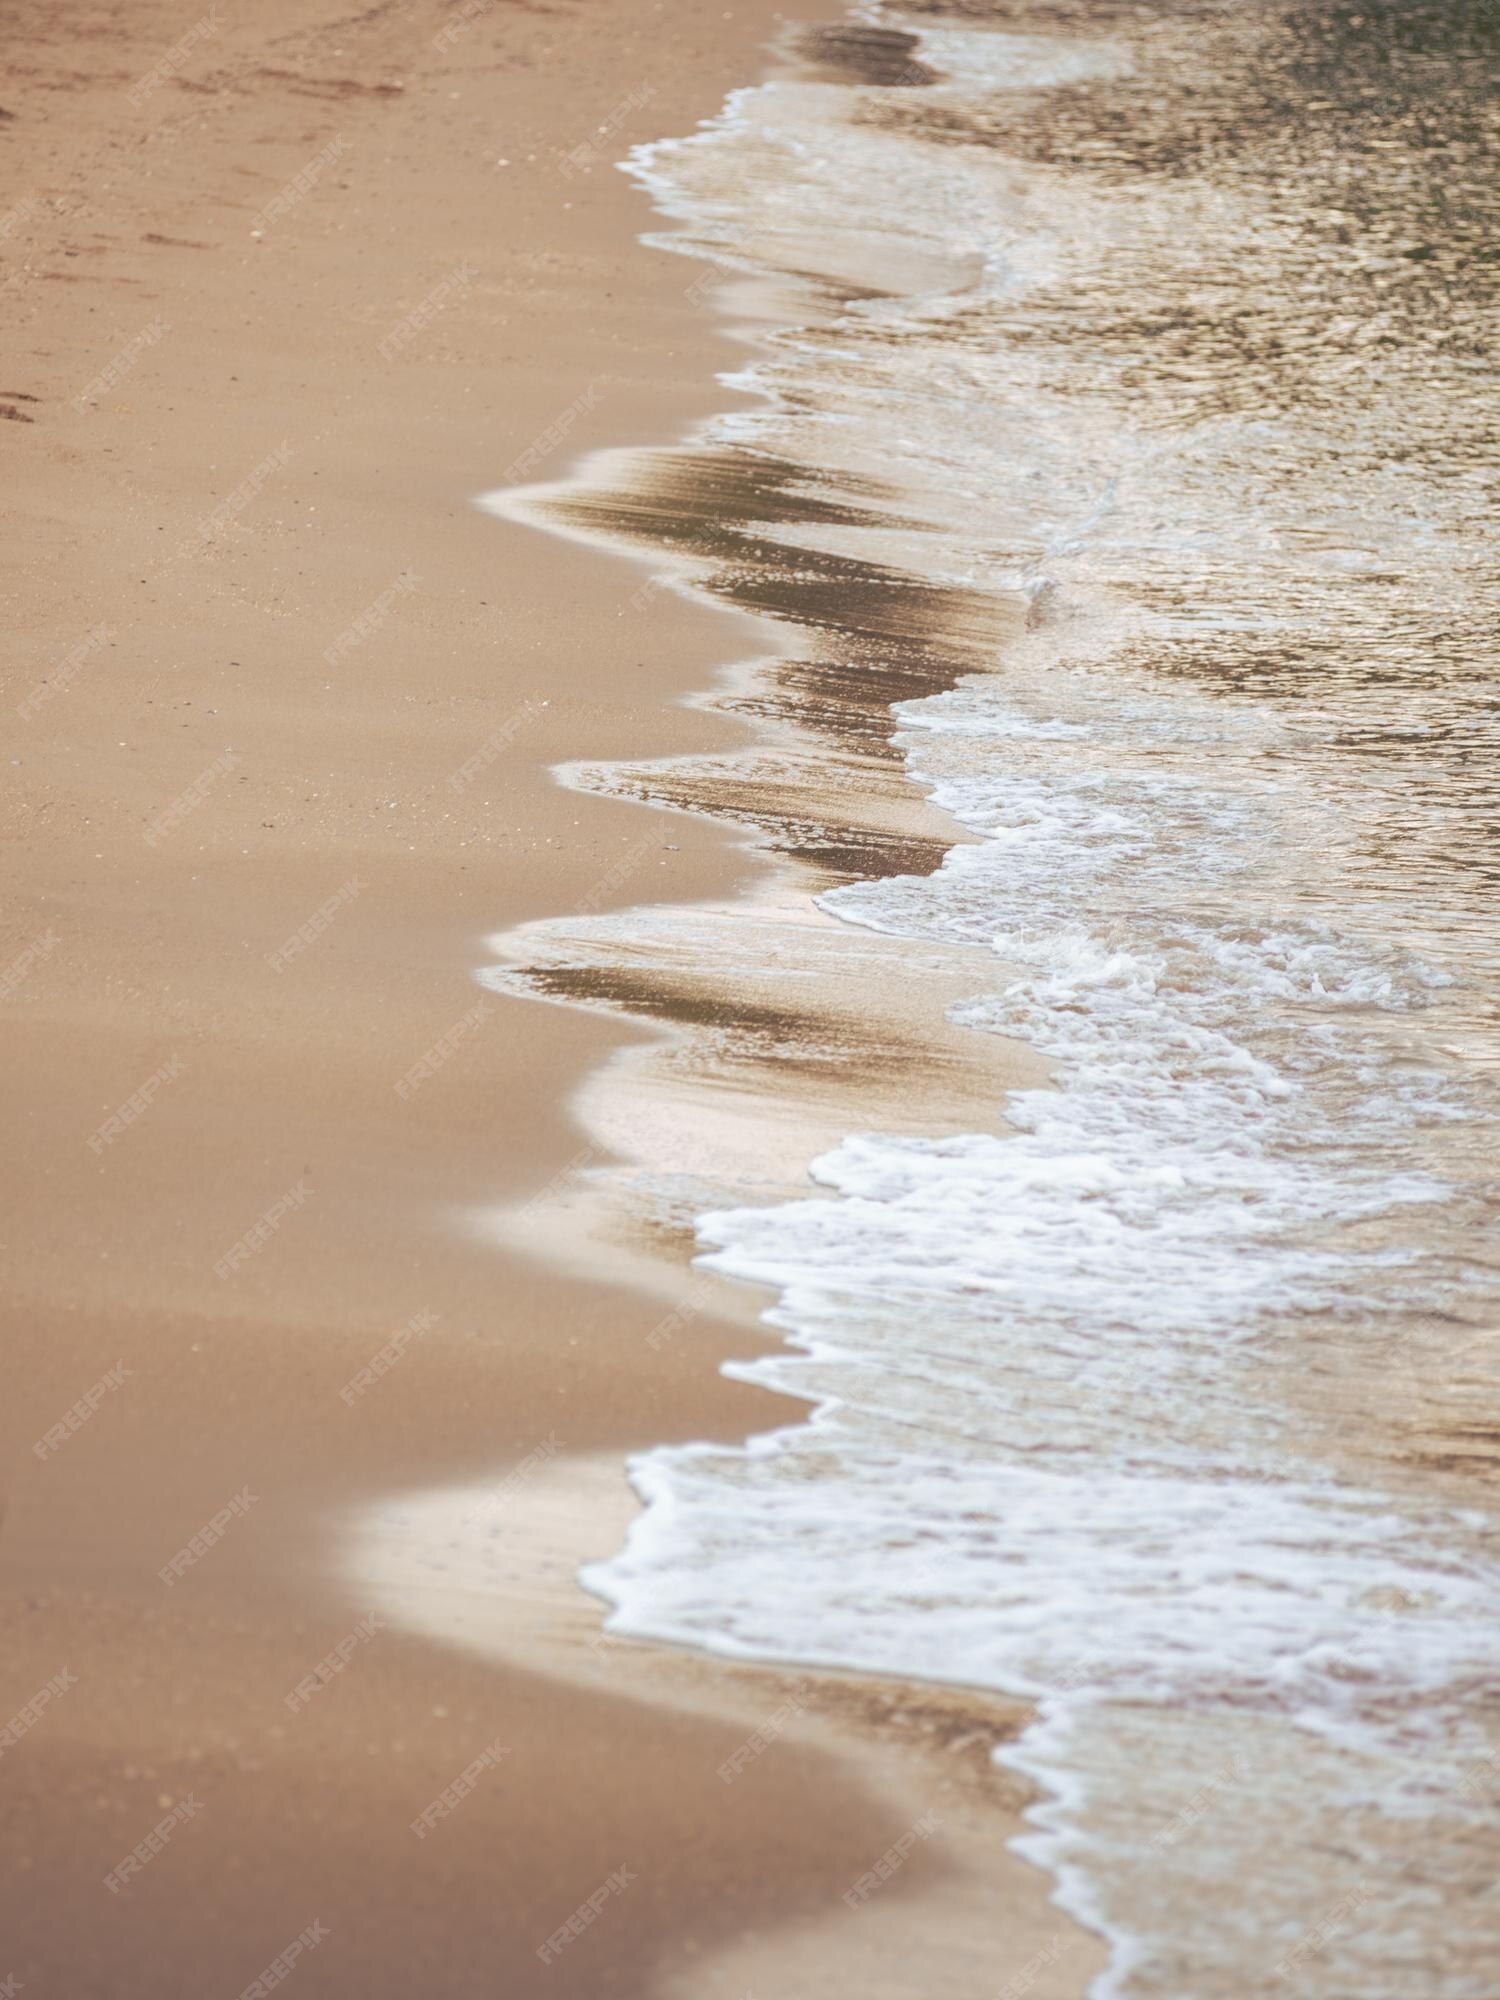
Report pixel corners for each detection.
[508,439,1018,1045]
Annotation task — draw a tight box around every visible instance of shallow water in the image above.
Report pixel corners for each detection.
[517,3,1500,1990]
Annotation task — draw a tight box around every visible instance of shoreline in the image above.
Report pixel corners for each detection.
[1,2,1100,1995]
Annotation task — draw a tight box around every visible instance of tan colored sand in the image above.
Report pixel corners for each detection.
[0,1,1101,1993]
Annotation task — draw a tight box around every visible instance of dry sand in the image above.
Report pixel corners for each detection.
[0,1,1102,1993]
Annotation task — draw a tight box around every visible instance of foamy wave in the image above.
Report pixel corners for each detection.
[574,3,1500,1991]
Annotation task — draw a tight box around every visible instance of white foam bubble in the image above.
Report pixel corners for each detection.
[574,8,1500,1992]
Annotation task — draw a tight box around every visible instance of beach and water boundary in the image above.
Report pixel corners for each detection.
[0,2,1103,1995]
[465,3,1500,1993]
[5,0,1496,1991]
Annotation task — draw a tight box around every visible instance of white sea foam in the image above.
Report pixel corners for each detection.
[584,673,1499,1992]
[574,7,1500,1992]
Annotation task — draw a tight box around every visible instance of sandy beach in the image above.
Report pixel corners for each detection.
[0,2,1100,1993]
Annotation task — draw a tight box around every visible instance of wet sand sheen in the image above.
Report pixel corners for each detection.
[475,427,1052,1289]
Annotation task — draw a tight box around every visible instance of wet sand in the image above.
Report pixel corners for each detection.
[0,1,1100,1993]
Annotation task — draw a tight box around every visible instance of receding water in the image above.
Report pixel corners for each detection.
[510,3,1500,1991]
